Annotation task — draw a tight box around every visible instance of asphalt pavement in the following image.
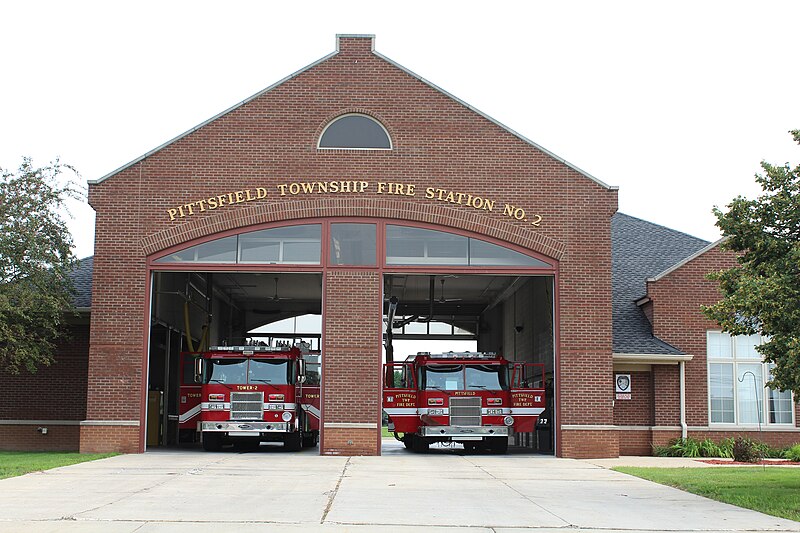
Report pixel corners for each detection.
[0,439,797,532]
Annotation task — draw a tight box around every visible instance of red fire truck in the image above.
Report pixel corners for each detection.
[383,352,545,453]
[178,345,320,452]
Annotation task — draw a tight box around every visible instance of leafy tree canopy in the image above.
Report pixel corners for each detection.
[0,158,80,373]
[703,130,800,395]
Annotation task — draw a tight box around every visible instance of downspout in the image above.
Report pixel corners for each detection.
[679,361,687,440]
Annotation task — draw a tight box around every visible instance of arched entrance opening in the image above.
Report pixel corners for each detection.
[143,219,557,455]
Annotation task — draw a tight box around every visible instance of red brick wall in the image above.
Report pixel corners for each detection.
[561,429,619,458]
[653,365,680,426]
[80,425,140,454]
[321,270,382,455]
[0,425,81,452]
[613,371,653,426]
[0,324,89,421]
[323,428,379,456]
[0,323,89,451]
[618,429,654,455]
[648,244,799,433]
[86,35,618,455]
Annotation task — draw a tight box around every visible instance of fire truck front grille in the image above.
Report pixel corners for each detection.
[449,397,482,426]
[230,392,264,420]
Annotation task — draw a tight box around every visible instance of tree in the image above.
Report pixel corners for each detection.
[703,130,800,395]
[0,158,80,374]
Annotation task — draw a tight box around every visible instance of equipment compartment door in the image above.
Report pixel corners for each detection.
[510,363,546,433]
[382,362,418,433]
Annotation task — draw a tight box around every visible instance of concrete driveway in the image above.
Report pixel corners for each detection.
[1,441,797,532]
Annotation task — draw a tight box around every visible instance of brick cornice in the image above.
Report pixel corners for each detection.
[140,198,566,260]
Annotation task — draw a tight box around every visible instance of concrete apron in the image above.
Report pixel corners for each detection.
[0,441,798,533]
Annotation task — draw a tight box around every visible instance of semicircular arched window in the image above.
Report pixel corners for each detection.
[318,114,392,150]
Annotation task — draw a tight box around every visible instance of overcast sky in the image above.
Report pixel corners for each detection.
[2,1,798,260]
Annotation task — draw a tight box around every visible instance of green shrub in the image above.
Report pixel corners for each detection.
[784,443,800,462]
[652,445,673,457]
[718,437,735,458]
[698,438,723,458]
[753,441,785,459]
[669,438,701,457]
[732,436,763,463]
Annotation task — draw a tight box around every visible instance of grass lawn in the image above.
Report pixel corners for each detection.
[0,451,117,480]
[381,426,393,438]
[614,466,800,522]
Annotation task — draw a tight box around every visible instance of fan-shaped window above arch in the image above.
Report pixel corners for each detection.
[154,225,321,264]
[318,114,391,149]
[385,226,551,267]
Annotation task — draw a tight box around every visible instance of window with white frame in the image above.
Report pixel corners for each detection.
[707,331,794,425]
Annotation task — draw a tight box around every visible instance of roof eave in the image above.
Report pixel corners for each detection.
[372,50,618,191]
[91,35,618,193]
[647,238,728,283]
[613,353,694,365]
[88,46,341,185]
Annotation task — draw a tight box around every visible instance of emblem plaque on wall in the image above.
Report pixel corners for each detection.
[615,373,632,400]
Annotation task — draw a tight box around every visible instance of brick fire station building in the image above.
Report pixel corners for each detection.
[2,35,797,457]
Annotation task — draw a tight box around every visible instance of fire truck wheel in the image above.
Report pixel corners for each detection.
[402,435,413,449]
[411,436,430,453]
[284,432,302,451]
[202,432,223,452]
[487,437,509,454]
[302,432,318,448]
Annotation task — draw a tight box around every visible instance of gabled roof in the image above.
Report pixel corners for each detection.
[89,35,617,191]
[612,213,709,355]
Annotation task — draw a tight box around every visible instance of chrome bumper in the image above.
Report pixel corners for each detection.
[420,425,509,438]
[201,421,288,433]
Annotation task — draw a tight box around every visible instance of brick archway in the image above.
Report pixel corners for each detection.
[141,198,565,261]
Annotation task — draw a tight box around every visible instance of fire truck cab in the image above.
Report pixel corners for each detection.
[178,344,320,452]
[383,352,545,453]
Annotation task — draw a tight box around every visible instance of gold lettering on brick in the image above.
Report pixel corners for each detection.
[167,188,269,219]
[166,180,543,228]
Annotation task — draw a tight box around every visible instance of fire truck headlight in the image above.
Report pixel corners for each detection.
[281,411,293,422]
[503,416,514,426]
[268,404,285,410]
[209,403,225,410]
[486,408,502,415]
[428,409,444,416]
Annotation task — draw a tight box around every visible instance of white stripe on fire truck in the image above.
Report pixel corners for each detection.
[383,407,418,415]
[301,404,321,420]
[179,404,201,423]
[509,407,545,415]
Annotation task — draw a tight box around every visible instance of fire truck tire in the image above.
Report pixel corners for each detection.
[284,432,302,451]
[411,436,430,453]
[487,437,509,454]
[302,431,318,448]
[202,432,223,452]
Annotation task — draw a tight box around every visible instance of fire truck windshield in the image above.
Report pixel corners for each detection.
[249,359,291,385]
[421,364,509,391]
[204,358,291,385]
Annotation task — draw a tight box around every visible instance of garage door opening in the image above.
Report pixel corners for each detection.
[382,273,555,455]
[146,271,322,451]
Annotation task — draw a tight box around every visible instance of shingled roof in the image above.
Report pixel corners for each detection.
[69,256,93,309]
[612,213,709,355]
